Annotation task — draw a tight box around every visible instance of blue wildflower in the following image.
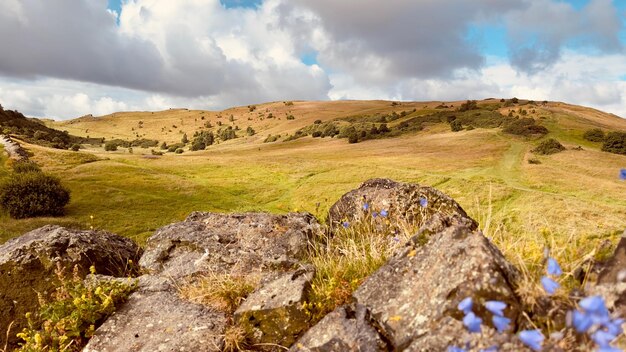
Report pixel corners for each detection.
[620,168,626,180]
[363,203,369,211]
[480,347,498,352]
[463,312,482,333]
[519,329,544,351]
[380,209,388,217]
[570,309,593,333]
[457,297,473,314]
[372,211,378,218]
[342,221,350,228]
[541,276,560,295]
[580,296,609,317]
[419,197,428,208]
[485,300,507,317]
[447,347,466,352]
[547,257,562,277]
[604,318,624,336]
[492,315,511,333]
[591,330,617,348]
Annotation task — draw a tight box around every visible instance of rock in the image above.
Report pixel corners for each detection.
[328,178,477,231]
[591,231,626,317]
[0,225,142,348]
[298,216,521,351]
[84,275,226,352]
[235,267,315,348]
[291,303,389,352]
[139,212,319,278]
[0,134,28,161]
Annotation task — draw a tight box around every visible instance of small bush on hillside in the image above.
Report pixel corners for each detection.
[151,149,163,156]
[348,133,359,143]
[175,148,184,154]
[450,120,463,132]
[263,134,281,143]
[104,141,118,151]
[583,128,606,142]
[503,118,548,136]
[0,172,70,218]
[528,158,542,164]
[191,131,215,151]
[457,100,478,112]
[602,132,626,155]
[167,143,185,152]
[70,144,81,151]
[314,119,322,124]
[12,160,41,174]
[532,138,565,155]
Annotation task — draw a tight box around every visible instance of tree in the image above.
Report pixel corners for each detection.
[181,133,189,144]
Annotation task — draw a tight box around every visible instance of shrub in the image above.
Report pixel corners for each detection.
[175,148,184,154]
[314,119,322,125]
[528,158,542,164]
[532,138,565,155]
[457,100,478,112]
[16,265,136,352]
[70,144,81,151]
[312,131,322,138]
[151,149,163,156]
[286,115,295,120]
[167,143,185,152]
[450,120,463,132]
[583,128,606,142]
[191,131,214,151]
[0,172,70,218]
[12,160,41,174]
[104,142,118,151]
[503,118,548,136]
[348,133,359,144]
[246,126,255,136]
[601,132,626,155]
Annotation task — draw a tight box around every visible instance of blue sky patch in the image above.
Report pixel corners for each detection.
[301,52,319,66]
[220,0,262,9]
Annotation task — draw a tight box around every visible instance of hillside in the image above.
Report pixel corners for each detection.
[1,99,625,279]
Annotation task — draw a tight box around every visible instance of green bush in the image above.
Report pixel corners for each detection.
[175,148,184,154]
[167,143,185,152]
[348,133,359,144]
[528,158,542,164]
[70,144,81,151]
[191,131,214,151]
[450,120,463,132]
[503,118,548,136]
[0,172,70,218]
[583,128,606,142]
[12,160,41,174]
[532,138,565,155]
[601,132,626,155]
[104,142,118,151]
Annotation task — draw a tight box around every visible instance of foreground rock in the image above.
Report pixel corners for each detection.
[294,214,524,351]
[235,268,315,348]
[0,134,28,161]
[84,275,226,352]
[0,225,142,347]
[328,178,478,231]
[140,212,319,278]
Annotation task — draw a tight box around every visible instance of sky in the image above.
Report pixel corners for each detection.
[0,0,625,120]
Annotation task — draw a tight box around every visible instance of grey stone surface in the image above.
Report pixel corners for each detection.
[84,275,226,352]
[0,225,142,348]
[235,268,315,348]
[328,178,477,231]
[353,221,520,349]
[0,134,28,161]
[291,303,389,352]
[139,212,319,278]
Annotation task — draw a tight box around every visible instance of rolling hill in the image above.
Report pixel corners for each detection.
[2,98,626,277]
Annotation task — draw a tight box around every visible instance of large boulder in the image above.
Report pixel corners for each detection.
[235,268,315,348]
[294,214,523,351]
[84,275,226,352]
[0,225,142,347]
[328,178,477,231]
[139,212,319,278]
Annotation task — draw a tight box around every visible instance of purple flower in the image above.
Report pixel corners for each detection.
[570,310,593,333]
[447,347,466,352]
[591,330,617,348]
[380,209,388,217]
[519,329,544,351]
[541,276,560,295]
[363,203,369,211]
[620,168,626,180]
[463,312,482,333]
[480,347,498,352]
[392,237,400,242]
[604,318,624,336]
[419,197,428,208]
[492,315,511,333]
[372,211,378,218]
[342,221,350,228]
[457,297,473,314]
[485,300,507,317]
[580,296,610,325]
[547,257,562,277]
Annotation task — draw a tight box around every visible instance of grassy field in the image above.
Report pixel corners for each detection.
[2,100,625,279]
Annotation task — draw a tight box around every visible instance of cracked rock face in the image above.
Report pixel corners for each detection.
[328,178,477,231]
[295,215,523,351]
[139,212,319,278]
[0,225,142,348]
[235,268,315,348]
[84,275,226,352]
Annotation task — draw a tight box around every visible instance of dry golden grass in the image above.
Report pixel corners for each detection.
[178,272,258,314]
